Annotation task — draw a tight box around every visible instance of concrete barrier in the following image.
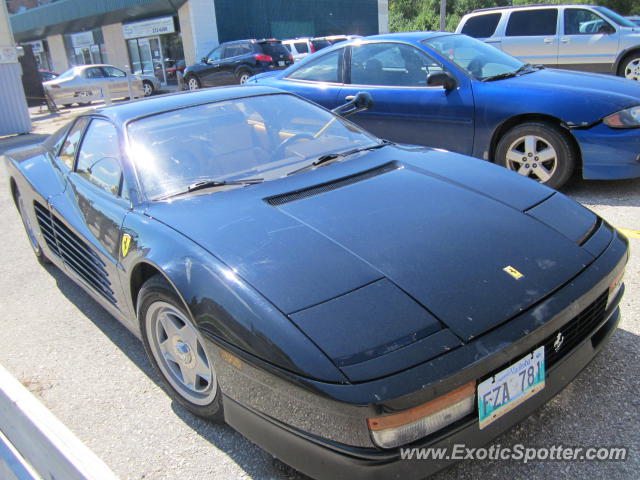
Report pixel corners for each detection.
[0,364,119,480]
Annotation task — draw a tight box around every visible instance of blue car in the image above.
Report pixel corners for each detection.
[248,32,640,189]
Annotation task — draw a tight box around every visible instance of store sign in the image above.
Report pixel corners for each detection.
[123,16,175,39]
[71,31,95,48]
[24,40,44,54]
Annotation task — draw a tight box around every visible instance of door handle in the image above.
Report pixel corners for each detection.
[543,37,554,44]
[560,37,569,43]
[345,95,355,101]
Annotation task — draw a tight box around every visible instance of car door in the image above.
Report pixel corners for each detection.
[48,117,132,319]
[337,42,475,155]
[80,66,110,100]
[281,48,346,109]
[501,9,560,66]
[558,7,620,72]
[102,66,130,96]
[199,45,225,87]
[221,42,253,83]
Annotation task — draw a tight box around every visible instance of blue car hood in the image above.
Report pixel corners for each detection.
[481,68,640,123]
[146,148,596,343]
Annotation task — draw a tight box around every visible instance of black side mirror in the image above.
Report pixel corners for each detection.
[427,71,457,91]
[201,57,209,64]
[332,91,374,117]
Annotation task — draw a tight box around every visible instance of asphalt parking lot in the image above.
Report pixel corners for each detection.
[0,109,638,479]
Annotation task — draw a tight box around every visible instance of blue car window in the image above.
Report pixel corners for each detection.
[57,117,90,170]
[287,50,342,83]
[76,119,123,196]
[350,43,438,87]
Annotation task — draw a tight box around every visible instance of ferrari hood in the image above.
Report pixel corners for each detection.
[146,150,597,346]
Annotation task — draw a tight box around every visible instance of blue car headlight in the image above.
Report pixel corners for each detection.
[603,106,640,128]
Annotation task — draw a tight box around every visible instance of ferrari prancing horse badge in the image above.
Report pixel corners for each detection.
[121,233,132,258]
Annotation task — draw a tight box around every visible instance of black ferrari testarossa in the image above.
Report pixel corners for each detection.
[4,86,627,479]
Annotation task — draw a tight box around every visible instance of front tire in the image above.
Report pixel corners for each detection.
[618,54,640,81]
[186,75,201,91]
[139,275,223,421]
[495,122,575,189]
[236,69,251,85]
[15,191,50,265]
[142,80,154,96]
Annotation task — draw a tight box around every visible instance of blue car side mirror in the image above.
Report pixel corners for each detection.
[427,71,457,91]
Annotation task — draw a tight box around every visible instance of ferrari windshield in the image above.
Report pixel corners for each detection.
[127,93,379,200]
[423,34,524,80]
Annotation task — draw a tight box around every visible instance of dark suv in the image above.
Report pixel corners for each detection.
[184,39,293,89]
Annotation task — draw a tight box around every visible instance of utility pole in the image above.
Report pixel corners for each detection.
[440,0,446,31]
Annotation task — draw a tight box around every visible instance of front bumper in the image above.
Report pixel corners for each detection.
[574,123,640,180]
[223,306,621,480]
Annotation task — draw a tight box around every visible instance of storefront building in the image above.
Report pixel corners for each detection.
[10,0,387,86]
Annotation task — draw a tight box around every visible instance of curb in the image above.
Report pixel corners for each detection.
[0,364,119,480]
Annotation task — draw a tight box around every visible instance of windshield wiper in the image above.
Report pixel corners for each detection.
[482,63,542,82]
[156,178,264,200]
[286,141,392,176]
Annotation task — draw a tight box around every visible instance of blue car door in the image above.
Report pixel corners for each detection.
[272,48,345,110]
[337,42,475,155]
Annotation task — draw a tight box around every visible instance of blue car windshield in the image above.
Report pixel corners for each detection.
[423,34,524,80]
[127,93,379,200]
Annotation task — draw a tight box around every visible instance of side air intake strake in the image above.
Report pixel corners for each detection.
[33,201,117,304]
[265,162,400,206]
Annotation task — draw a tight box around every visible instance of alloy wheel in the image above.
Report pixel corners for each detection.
[188,77,199,90]
[504,135,558,183]
[145,301,217,405]
[624,57,640,81]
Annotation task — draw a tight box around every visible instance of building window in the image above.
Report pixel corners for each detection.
[64,28,107,67]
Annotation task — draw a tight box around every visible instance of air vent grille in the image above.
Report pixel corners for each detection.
[33,201,116,304]
[265,162,399,206]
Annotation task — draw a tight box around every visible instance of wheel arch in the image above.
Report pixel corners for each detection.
[614,47,640,76]
[129,260,192,323]
[488,113,583,174]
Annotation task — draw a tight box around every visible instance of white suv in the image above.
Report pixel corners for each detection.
[282,37,331,62]
[456,4,640,81]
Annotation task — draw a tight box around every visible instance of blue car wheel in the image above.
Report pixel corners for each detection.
[496,122,576,189]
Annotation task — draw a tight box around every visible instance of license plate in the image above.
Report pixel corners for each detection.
[278,61,285,66]
[477,346,545,429]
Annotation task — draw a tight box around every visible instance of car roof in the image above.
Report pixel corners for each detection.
[471,3,598,13]
[91,85,286,125]
[359,31,452,42]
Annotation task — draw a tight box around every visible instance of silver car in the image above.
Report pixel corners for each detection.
[456,4,640,81]
[43,64,160,107]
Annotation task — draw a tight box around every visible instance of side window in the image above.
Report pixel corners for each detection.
[207,46,223,62]
[461,13,502,38]
[84,67,106,79]
[76,119,123,196]
[294,42,309,54]
[565,9,612,35]
[103,66,126,77]
[57,117,90,170]
[350,43,440,87]
[287,49,343,82]
[283,43,292,52]
[506,9,558,37]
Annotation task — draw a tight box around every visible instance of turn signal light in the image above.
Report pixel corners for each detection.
[367,381,476,449]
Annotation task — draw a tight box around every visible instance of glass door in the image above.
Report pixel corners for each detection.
[149,37,167,85]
